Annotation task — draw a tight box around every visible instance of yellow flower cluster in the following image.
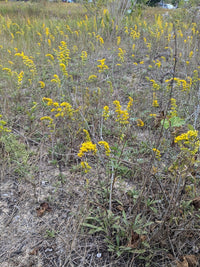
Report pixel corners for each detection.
[17,71,24,89]
[51,74,61,87]
[150,79,160,90]
[102,106,109,120]
[170,98,177,117]
[42,97,53,106]
[83,129,91,141]
[40,116,54,124]
[42,97,75,118]
[127,97,133,111]
[155,60,161,68]
[2,67,13,76]
[118,48,126,63]
[60,63,68,78]
[15,51,37,77]
[39,81,45,89]
[130,27,140,40]
[96,35,104,45]
[55,41,71,66]
[137,119,144,127]
[174,130,200,154]
[97,58,109,73]
[88,75,97,81]
[81,161,91,173]
[165,77,192,92]
[46,53,54,61]
[0,115,11,133]
[174,130,198,143]
[113,100,129,124]
[152,92,159,107]
[78,141,97,157]
[113,97,133,124]
[98,141,111,156]
[81,51,87,64]
[117,36,121,46]
[77,130,111,173]
[152,148,161,160]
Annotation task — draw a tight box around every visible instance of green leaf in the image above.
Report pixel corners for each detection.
[132,249,146,254]
[170,116,185,128]
[122,210,128,225]
[116,235,120,246]
[187,124,195,131]
[142,241,150,248]
[161,119,170,129]
[82,223,105,233]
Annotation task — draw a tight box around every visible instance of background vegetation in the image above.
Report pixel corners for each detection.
[0,0,200,266]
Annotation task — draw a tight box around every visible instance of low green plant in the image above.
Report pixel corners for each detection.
[0,133,30,177]
[82,208,152,257]
[45,229,57,238]
[0,115,30,177]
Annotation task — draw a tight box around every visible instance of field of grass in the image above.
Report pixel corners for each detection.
[0,1,200,266]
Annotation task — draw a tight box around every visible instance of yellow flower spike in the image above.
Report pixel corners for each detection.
[45,27,49,36]
[0,115,11,133]
[137,119,144,127]
[113,99,130,124]
[2,68,12,75]
[39,81,45,89]
[97,58,106,65]
[83,129,91,142]
[152,92,159,107]
[189,51,193,58]
[149,113,157,117]
[81,51,87,61]
[174,130,200,155]
[97,58,109,72]
[81,161,91,173]
[127,97,133,110]
[155,60,161,68]
[170,98,177,116]
[117,36,121,46]
[78,141,97,158]
[48,39,51,47]
[99,37,104,45]
[152,148,161,160]
[152,99,159,107]
[55,113,61,118]
[17,71,24,89]
[88,75,97,81]
[98,141,111,156]
[40,116,54,124]
[51,74,61,87]
[43,97,53,106]
[118,47,126,63]
[103,106,109,120]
